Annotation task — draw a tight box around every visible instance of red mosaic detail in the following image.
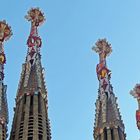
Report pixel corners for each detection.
[136,110,140,121]
[136,110,140,129]
[27,36,42,48]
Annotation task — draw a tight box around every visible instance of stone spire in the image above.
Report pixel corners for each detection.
[130,84,140,131]
[0,20,12,140]
[93,39,126,140]
[10,8,51,140]
[15,8,47,98]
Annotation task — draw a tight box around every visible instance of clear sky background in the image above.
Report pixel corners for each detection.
[0,0,139,139]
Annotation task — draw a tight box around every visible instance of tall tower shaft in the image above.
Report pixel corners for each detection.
[0,20,12,140]
[93,39,126,140]
[10,8,51,140]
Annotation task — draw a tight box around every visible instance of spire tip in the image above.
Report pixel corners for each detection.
[0,20,12,42]
[130,84,140,99]
[25,8,45,27]
[93,38,112,59]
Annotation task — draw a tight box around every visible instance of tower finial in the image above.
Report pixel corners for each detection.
[25,8,45,27]
[130,84,140,130]
[0,20,12,43]
[92,39,112,80]
[92,38,112,63]
[25,8,45,48]
[0,20,12,77]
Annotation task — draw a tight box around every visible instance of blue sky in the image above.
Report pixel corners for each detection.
[0,0,139,139]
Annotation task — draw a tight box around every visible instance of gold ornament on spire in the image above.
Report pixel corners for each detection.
[25,8,45,26]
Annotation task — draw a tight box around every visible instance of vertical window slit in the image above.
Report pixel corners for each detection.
[104,127,107,140]
[38,93,41,113]
[111,129,114,140]
[29,95,33,115]
[39,134,43,140]
[24,94,26,104]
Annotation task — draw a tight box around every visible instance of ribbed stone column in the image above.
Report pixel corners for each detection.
[107,129,112,140]
[15,99,24,140]
[114,128,120,140]
[100,132,104,140]
[0,125,2,139]
[23,95,30,139]
[41,95,47,139]
[33,95,38,140]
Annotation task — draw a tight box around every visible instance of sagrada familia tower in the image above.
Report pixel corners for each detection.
[0,8,51,140]
[9,8,51,140]
[92,39,126,140]
[0,7,139,140]
[0,21,12,139]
